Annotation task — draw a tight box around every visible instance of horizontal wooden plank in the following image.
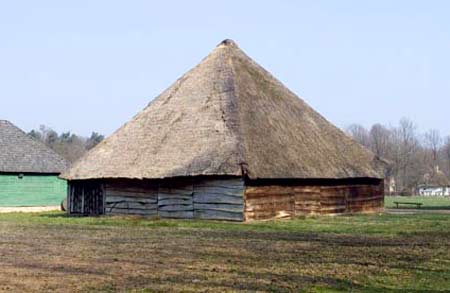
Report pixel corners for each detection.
[107,208,158,216]
[292,187,321,193]
[158,188,194,195]
[106,190,158,198]
[194,209,243,221]
[319,205,347,212]
[320,185,370,190]
[294,205,321,211]
[245,188,293,197]
[294,209,321,214]
[294,199,321,205]
[246,201,295,211]
[194,203,243,213]
[106,196,157,204]
[245,210,294,220]
[158,204,193,212]
[159,210,194,219]
[321,200,347,206]
[106,201,158,210]
[158,197,193,206]
[246,194,294,204]
[194,187,244,196]
[193,193,243,205]
[294,192,321,199]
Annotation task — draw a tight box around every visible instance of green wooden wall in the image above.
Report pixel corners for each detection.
[0,174,67,207]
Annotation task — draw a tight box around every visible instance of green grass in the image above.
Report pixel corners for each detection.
[0,211,449,236]
[0,212,450,291]
[385,195,450,209]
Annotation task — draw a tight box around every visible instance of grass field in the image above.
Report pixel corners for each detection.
[0,212,450,292]
[385,196,450,209]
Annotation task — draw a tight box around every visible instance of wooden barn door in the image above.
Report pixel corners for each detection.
[69,181,105,215]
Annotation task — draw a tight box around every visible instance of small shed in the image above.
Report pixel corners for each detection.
[0,120,69,206]
[61,39,385,221]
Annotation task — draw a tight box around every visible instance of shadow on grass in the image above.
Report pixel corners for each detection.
[405,206,450,210]
[38,212,104,218]
[39,213,72,218]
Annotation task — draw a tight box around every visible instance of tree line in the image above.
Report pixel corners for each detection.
[28,125,104,163]
[346,118,450,195]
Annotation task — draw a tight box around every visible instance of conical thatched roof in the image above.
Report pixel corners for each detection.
[0,120,69,173]
[62,39,384,181]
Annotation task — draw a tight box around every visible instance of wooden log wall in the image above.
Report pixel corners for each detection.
[102,178,245,221]
[193,179,244,221]
[158,180,194,219]
[244,180,384,221]
[70,177,383,221]
[104,180,158,216]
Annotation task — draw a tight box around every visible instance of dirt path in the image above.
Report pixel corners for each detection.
[0,206,60,213]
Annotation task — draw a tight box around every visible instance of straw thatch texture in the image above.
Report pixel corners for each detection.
[0,120,69,173]
[62,39,384,181]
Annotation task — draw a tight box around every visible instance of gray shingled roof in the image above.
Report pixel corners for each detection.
[0,120,69,173]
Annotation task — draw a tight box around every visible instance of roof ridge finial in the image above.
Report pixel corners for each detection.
[218,39,238,47]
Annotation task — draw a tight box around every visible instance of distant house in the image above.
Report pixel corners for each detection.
[418,186,450,196]
[0,120,69,206]
[418,167,450,196]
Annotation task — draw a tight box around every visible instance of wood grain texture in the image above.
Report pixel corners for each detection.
[100,178,245,220]
[70,177,382,221]
[244,180,384,220]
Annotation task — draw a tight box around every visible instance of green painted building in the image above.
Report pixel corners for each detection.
[0,120,69,207]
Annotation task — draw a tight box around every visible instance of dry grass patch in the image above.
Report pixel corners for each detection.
[0,213,449,292]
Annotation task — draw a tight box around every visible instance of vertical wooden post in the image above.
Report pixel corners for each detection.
[102,183,106,215]
[69,184,73,214]
[81,186,85,215]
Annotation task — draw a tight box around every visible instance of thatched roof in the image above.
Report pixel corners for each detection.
[62,39,384,181]
[0,120,69,173]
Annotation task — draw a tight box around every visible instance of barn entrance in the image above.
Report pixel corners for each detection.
[69,181,104,215]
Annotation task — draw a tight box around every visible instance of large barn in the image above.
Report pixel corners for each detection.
[61,39,385,221]
[0,120,69,206]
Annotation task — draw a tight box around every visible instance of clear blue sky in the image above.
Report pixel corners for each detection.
[1,1,449,136]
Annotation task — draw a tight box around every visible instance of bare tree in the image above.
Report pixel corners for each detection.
[369,124,392,159]
[346,124,370,148]
[443,136,450,176]
[424,129,442,167]
[390,118,420,194]
[345,118,448,195]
